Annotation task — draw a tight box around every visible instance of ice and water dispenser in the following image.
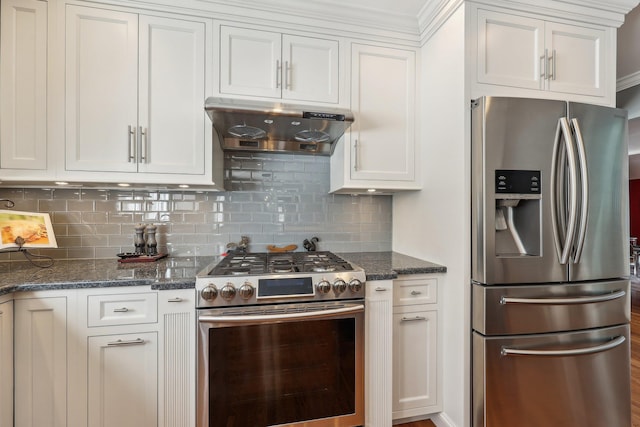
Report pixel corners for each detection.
[494,170,541,257]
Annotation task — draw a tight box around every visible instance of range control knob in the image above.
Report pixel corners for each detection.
[333,279,347,295]
[201,284,218,301]
[349,279,363,293]
[316,279,332,294]
[220,283,237,301]
[238,283,255,300]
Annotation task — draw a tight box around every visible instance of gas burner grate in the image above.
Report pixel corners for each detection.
[209,251,354,276]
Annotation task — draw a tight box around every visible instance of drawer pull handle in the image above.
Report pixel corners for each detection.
[410,291,422,296]
[113,307,130,313]
[168,297,182,303]
[107,338,145,347]
[401,316,426,322]
[375,287,388,292]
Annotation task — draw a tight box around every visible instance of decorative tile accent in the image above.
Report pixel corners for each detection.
[0,153,392,260]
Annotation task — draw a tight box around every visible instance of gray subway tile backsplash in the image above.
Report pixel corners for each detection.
[0,153,392,261]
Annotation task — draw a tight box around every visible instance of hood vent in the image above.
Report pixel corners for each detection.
[205,97,354,156]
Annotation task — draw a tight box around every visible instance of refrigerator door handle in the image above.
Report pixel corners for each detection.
[570,118,589,263]
[551,117,579,264]
[501,335,626,357]
[500,289,626,305]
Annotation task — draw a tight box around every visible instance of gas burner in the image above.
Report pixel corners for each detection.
[312,266,336,272]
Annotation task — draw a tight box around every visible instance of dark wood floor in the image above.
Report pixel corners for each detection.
[397,279,640,427]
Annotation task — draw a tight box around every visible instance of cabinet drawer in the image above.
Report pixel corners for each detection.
[87,292,157,327]
[393,278,437,306]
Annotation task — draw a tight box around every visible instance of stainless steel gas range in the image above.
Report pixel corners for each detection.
[195,251,366,427]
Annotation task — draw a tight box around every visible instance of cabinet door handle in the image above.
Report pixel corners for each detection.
[285,60,291,90]
[107,338,145,346]
[353,139,359,171]
[139,127,147,163]
[401,316,426,322]
[375,287,388,292]
[128,125,136,162]
[544,48,550,80]
[540,53,546,80]
[410,290,422,296]
[276,60,282,88]
[113,307,130,313]
[550,49,556,81]
[167,297,182,303]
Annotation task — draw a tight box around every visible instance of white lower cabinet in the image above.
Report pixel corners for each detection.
[392,306,438,418]
[365,276,441,425]
[87,332,158,427]
[14,296,68,427]
[365,280,393,426]
[158,290,196,427]
[0,299,13,427]
[11,287,195,427]
[392,276,441,422]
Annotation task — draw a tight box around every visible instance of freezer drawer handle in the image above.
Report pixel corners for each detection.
[500,289,626,305]
[501,335,626,357]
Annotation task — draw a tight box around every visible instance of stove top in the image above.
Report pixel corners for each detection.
[210,251,355,276]
[196,251,365,308]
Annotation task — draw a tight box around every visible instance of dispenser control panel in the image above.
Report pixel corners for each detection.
[495,170,540,194]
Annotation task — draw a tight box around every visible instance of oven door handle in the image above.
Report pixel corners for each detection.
[199,303,364,323]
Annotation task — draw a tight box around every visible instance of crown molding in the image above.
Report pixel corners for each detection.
[87,0,639,45]
[618,71,640,92]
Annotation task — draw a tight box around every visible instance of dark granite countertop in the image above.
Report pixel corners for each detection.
[337,252,446,281]
[0,256,218,296]
[0,251,445,296]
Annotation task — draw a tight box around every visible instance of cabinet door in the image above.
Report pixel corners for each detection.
[0,301,13,427]
[15,297,67,427]
[87,332,157,427]
[0,0,47,170]
[158,291,196,427]
[65,5,138,172]
[476,9,544,90]
[365,281,393,426]
[545,22,606,97]
[392,306,438,418]
[282,35,339,104]
[350,44,415,182]
[138,16,206,175]
[220,26,281,98]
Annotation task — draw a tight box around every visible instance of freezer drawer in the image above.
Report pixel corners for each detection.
[473,324,631,427]
[473,280,630,335]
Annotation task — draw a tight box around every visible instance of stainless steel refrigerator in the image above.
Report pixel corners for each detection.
[471,96,631,427]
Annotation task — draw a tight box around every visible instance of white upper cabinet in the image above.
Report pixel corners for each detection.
[219,26,340,104]
[476,10,544,90]
[65,6,139,173]
[138,16,206,175]
[475,8,612,102]
[65,5,211,180]
[0,0,47,171]
[330,43,419,194]
[544,22,606,97]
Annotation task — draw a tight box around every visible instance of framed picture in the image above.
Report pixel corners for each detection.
[0,210,57,249]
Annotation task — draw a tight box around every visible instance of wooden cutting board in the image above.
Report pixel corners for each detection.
[267,244,298,253]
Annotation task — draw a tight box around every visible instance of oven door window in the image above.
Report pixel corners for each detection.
[207,318,356,427]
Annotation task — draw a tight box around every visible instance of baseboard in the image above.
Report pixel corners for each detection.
[431,412,458,427]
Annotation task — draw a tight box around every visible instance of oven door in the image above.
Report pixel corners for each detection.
[197,301,364,427]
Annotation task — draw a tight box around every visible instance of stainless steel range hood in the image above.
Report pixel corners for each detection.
[204,97,354,156]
